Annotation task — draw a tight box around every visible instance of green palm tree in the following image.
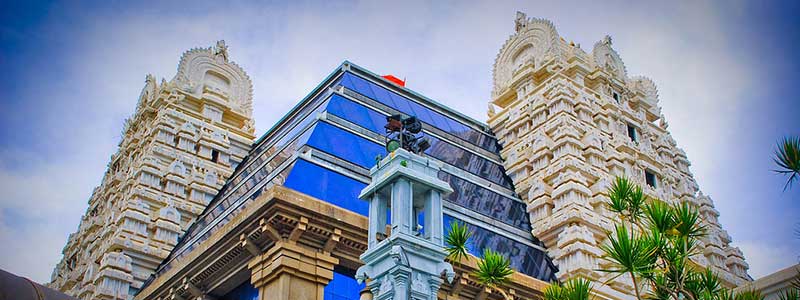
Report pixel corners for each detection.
[779,288,799,300]
[544,278,593,300]
[564,278,593,300]
[544,282,567,300]
[599,224,657,300]
[474,249,514,288]
[607,177,634,216]
[444,220,472,265]
[774,136,800,190]
[606,176,647,228]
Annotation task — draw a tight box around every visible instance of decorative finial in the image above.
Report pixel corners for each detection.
[214,40,229,62]
[602,35,613,46]
[515,11,528,32]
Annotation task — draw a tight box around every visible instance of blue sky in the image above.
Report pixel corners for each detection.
[1,0,797,283]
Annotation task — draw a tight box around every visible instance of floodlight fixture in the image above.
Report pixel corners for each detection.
[385,114,403,132]
[402,116,422,134]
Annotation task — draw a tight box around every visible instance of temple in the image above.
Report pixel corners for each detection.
[49,41,256,299]
[488,12,750,297]
[49,12,753,300]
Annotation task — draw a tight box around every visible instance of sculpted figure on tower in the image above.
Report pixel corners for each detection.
[49,41,256,299]
[488,12,750,299]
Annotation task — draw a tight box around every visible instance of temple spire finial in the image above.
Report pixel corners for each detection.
[515,11,528,32]
[214,40,229,62]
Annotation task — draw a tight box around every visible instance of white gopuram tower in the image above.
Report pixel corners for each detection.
[487,12,750,298]
[356,149,455,300]
[49,41,256,299]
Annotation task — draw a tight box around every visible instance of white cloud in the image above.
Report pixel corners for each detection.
[738,240,798,279]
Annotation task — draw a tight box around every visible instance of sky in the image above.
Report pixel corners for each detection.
[0,0,798,284]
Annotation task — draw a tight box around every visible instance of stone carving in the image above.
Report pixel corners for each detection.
[592,35,627,81]
[49,42,255,299]
[173,40,253,117]
[493,12,560,97]
[487,13,750,296]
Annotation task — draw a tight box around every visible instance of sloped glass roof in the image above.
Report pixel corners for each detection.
[151,62,558,283]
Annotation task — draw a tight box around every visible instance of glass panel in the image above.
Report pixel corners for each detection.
[284,159,369,216]
[324,96,513,189]
[443,215,557,282]
[170,126,316,263]
[327,95,385,133]
[346,72,376,100]
[305,122,384,169]
[221,280,258,300]
[340,72,497,153]
[324,270,365,300]
[439,172,530,231]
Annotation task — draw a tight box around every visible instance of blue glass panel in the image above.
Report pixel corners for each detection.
[327,95,386,133]
[386,90,415,116]
[408,100,450,132]
[221,281,258,300]
[439,172,530,231]
[341,72,499,153]
[346,73,377,100]
[284,159,369,216]
[340,73,356,91]
[326,98,385,133]
[305,122,384,169]
[324,271,365,300]
[443,215,557,282]
[323,96,513,189]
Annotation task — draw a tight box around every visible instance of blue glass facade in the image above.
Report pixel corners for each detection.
[324,270,365,300]
[221,281,258,300]
[154,62,558,299]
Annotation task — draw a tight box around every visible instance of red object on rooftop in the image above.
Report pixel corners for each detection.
[382,75,405,87]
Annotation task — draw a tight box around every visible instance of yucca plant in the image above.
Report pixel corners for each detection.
[672,202,706,239]
[599,224,657,300]
[474,249,514,288]
[444,220,472,265]
[607,176,634,216]
[606,176,647,229]
[581,176,759,300]
[733,290,765,300]
[774,136,800,190]
[544,278,593,300]
[544,282,567,300]
[779,288,799,300]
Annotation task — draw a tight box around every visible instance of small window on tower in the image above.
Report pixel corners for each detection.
[645,170,658,188]
[211,149,219,163]
[627,123,638,142]
[613,92,620,103]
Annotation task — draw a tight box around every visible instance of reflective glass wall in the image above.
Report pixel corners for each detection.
[152,63,558,287]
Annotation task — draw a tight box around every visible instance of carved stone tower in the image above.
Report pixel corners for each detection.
[487,12,750,298]
[356,149,455,300]
[49,41,256,299]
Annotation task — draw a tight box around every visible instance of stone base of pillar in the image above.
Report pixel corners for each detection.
[248,241,339,300]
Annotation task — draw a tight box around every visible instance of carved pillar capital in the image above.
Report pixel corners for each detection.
[248,241,338,300]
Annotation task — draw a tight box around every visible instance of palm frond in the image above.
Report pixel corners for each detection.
[774,136,800,191]
[544,282,566,300]
[779,288,800,300]
[673,202,706,239]
[563,278,593,300]
[445,220,473,264]
[598,224,658,277]
[607,176,633,215]
[645,200,675,235]
[628,185,647,225]
[734,290,765,300]
[474,249,514,287]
